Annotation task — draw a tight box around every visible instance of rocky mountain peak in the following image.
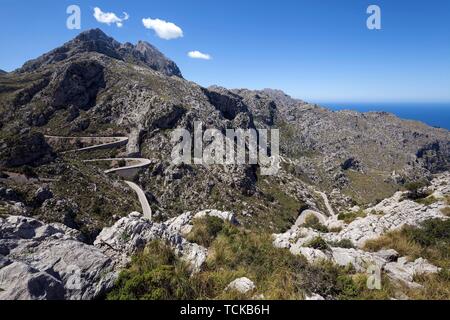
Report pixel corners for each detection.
[18,29,182,78]
[133,40,183,78]
[73,28,113,43]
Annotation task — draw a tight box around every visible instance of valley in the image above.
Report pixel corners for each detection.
[0,28,449,300]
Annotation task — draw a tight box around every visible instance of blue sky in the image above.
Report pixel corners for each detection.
[0,0,449,103]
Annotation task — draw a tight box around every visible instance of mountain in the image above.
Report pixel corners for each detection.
[18,29,182,78]
[0,69,6,74]
[0,28,449,301]
[1,29,449,213]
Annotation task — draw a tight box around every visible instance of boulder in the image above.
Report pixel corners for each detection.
[305,293,325,300]
[0,262,65,300]
[194,209,239,225]
[34,186,53,204]
[0,215,116,300]
[292,247,329,264]
[384,257,440,289]
[226,277,256,294]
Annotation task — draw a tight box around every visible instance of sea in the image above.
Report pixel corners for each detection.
[315,102,450,131]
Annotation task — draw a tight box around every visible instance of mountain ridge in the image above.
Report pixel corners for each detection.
[17,28,183,78]
[0,28,449,217]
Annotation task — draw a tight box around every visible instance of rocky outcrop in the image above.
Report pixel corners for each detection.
[273,173,449,289]
[0,209,236,299]
[275,173,449,250]
[94,211,208,272]
[0,132,54,167]
[0,261,65,300]
[0,215,117,300]
[93,209,239,273]
[277,241,440,289]
[323,173,450,247]
[51,60,105,110]
[194,209,239,225]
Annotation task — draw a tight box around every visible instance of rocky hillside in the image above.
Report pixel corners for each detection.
[1,28,449,225]
[0,29,449,300]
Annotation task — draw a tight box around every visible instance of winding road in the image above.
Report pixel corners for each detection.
[315,191,336,217]
[280,156,336,219]
[46,136,152,220]
[44,135,129,153]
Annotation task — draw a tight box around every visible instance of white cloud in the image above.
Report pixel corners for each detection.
[93,7,129,28]
[142,18,183,40]
[188,51,212,60]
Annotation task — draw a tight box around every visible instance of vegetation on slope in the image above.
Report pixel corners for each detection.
[365,219,450,299]
[108,218,394,300]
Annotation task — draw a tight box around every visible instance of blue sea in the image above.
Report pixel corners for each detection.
[315,102,450,131]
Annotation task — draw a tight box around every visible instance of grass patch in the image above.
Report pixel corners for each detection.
[109,224,394,300]
[302,215,329,233]
[441,207,450,217]
[343,171,399,206]
[305,237,330,251]
[186,216,225,247]
[364,218,450,299]
[107,241,195,300]
[415,196,438,206]
[328,239,355,249]
[338,210,367,224]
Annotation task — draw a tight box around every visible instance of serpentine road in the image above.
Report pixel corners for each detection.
[280,155,336,219]
[45,135,152,220]
[315,191,336,217]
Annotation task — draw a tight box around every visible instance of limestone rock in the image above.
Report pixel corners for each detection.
[94,212,208,272]
[292,247,329,264]
[194,209,239,225]
[0,262,65,300]
[323,173,450,247]
[226,277,256,294]
[0,215,116,300]
[305,293,325,300]
[384,257,440,289]
[34,186,53,204]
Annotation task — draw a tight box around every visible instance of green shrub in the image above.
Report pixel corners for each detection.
[305,237,330,251]
[186,216,224,247]
[338,210,366,224]
[415,196,438,206]
[404,180,429,192]
[302,214,329,233]
[403,219,450,248]
[107,241,195,300]
[118,159,127,167]
[329,239,355,249]
[403,180,432,201]
[21,165,38,178]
